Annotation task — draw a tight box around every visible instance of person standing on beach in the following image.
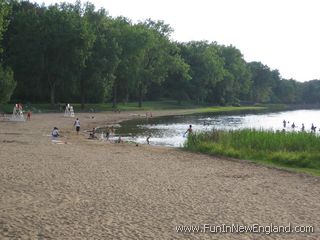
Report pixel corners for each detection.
[27,110,31,120]
[74,118,80,135]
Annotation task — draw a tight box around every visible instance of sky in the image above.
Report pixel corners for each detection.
[32,0,320,82]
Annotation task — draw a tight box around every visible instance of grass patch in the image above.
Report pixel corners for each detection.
[184,129,320,176]
[1,101,265,113]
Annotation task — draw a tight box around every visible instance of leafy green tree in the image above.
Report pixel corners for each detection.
[0,0,10,43]
[301,80,320,104]
[3,1,46,102]
[0,0,15,105]
[162,43,191,103]
[248,61,274,103]
[110,17,139,108]
[42,3,94,106]
[133,20,175,107]
[0,66,15,104]
[80,5,118,108]
[273,79,302,103]
[216,45,251,104]
[180,41,225,103]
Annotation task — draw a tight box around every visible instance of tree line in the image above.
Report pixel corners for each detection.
[1,0,320,108]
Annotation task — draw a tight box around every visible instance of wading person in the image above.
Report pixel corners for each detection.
[184,125,193,136]
[105,127,110,140]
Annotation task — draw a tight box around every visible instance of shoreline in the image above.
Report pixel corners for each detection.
[1,110,320,239]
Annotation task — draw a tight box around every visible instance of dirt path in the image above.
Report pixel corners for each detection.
[0,112,319,239]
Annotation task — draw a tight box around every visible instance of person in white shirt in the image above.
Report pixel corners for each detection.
[74,118,80,134]
[52,127,59,138]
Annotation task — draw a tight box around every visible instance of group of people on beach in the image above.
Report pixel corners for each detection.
[51,118,81,139]
[51,117,122,143]
[283,120,318,133]
[51,113,195,145]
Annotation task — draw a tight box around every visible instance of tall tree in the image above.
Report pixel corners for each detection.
[42,3,94,106]
[4,1,46,102]
[134,20,175,107]
[0,0,15,105]
[80,5,118,108]
[180,41,225,103]
[248,61,274,103]
[161,43,191,103]
[215,45,252,104]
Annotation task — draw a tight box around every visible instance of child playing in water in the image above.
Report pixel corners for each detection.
[89,128,96,139]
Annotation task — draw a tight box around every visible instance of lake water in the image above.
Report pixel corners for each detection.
[103,109,320,147]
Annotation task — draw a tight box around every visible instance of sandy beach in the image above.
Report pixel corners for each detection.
[0,111,319,240]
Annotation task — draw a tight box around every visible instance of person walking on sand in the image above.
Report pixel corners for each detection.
[74,118,80,135]
[27,110,31,120]
[146,134,151,144]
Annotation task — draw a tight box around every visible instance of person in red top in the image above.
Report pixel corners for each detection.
[27,111,31,120]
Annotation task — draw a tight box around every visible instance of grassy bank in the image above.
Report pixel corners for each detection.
[1,101,266,113]
[184,129,320,176]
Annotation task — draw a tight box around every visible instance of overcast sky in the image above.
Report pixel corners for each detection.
[32,0,320,82]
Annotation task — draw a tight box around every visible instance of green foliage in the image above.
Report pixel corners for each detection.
[180,41,225,103]
[0,0,319,107]
[0,65,15,103]
[301,80,320,104]
[185,129,320,176]
[248,62,275,103]
[216,45,252,104]
[0,0,15,104]
[0,0,10,44]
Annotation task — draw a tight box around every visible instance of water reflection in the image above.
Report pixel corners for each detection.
[110,109,320,147]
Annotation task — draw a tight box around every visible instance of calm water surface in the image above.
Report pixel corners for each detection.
[101,109,320,147]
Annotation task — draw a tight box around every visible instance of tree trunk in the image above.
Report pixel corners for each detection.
[112,84,117,109]
[81,94,85,110]
[138,83,143,108]
[50,85,55,107]
[80,78,85,110]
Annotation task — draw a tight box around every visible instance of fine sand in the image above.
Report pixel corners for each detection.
[0,111,319,240]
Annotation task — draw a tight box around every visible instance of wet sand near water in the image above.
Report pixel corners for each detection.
[0,111,320,239]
